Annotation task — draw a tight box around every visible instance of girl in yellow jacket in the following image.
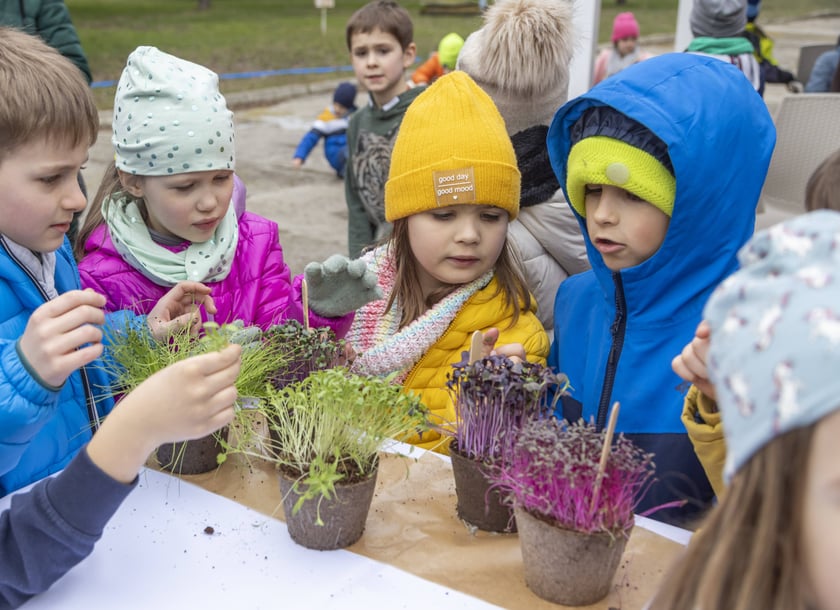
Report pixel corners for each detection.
[345,72,549,452]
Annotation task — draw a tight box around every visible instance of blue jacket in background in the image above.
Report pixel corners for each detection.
[546,53,776,524]
[0,238,124,497]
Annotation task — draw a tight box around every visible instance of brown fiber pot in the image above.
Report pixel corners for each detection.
[156,427,229,475]
[278,466,378,550]
[449,445,515,533]
[514,505,631,606]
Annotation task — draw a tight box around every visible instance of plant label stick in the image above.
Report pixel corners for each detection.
[468,330,483,364]
[591,401,621,514]
[301,278,310,331]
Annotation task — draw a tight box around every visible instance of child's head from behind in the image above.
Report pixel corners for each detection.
[704,210,840,609]
[805,149,840,212]
[383,71,527,323]
[346,1,416,107]
[0,27,98,253]
[564,106,674,271]
[436,32,464,71]
[110,46,236,244]
[690,0,748,38]
[612,12,640,56]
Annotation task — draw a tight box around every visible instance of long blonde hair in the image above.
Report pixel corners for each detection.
[648,425,813,610]
[384,217,531,329]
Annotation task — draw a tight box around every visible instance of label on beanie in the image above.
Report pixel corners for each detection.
[434,167,476,207]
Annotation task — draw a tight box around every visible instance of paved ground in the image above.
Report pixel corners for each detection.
[81,14,840,275]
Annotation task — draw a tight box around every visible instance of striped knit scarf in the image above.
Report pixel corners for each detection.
[348,244,493,382]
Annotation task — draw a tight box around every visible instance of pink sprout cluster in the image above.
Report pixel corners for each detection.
[446,354,561,463]
[490,419,655,535]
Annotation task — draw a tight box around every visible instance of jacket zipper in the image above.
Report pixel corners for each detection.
[1,240,100,430]
[595,272,626,431]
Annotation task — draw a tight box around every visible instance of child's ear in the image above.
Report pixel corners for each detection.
[402,42,417,69]
[118,170,144,198]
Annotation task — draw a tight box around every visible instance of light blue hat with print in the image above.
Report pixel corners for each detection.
[705,210,840,482]
[112,46,235,175]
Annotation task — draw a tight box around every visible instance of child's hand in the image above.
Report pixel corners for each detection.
[86,344,241,483]
[147,281,216,340]
[477,327,527,363]
[18,289,106,388]
[672,320,716,400]
[292,158,303,169]
[305,254,382,318]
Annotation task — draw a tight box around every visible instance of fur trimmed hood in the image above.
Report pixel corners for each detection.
[457,0,575,136]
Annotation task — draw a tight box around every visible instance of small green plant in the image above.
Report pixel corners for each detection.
[240,367,430,522]
[263,319,345,388]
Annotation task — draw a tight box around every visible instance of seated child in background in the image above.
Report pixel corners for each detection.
[345,71,549,452]
[650,210,840,610]
[545,53,775,525]
[673,147,840,497]
[0,28,217,497]
[592,12,653,86]
[75,47,380,335]
[0,344,241,609]
[410,31,464,86]
[292,81,358,179]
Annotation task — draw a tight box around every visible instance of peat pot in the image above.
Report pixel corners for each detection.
[450,444,515,533]
[278,466,378,550]
[156,427,229,475]
[514,504,631,606]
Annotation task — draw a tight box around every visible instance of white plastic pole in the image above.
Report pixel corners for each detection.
[674,0,695,52]
[568,0,601,100]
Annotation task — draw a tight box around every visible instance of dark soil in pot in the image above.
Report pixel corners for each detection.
[450,443,516,533]
[156,426,229,475]
[278,465,378,550]
[514,505,630,606]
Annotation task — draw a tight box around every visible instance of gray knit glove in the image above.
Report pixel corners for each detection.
[304,254,382,318]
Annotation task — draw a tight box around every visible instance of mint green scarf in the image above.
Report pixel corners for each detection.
[104,194,239,287]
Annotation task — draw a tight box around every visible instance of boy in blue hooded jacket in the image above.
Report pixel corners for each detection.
[546,53,776,525]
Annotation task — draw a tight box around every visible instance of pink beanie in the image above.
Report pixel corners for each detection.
[611,12,640,42]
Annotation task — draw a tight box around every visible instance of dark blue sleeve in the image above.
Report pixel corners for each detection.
[0,449,136,609]
[293,129,322,161]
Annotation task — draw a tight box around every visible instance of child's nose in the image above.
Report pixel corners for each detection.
[196,189,218,211]
[590,193,619,224]
[455,218,480,243]
[64,174,88,212]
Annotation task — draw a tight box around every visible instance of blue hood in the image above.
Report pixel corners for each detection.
[548,53,775,324]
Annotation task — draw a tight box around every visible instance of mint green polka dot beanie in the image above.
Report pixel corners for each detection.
[113,46,235,176]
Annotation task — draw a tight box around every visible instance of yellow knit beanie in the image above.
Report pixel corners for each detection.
[385,71,520,222]
[566,136,676,217]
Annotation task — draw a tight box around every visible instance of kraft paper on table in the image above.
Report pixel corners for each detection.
[183,448,685,610]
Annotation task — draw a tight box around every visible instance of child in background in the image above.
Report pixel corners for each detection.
[546,53,775,524]
[0,344,241,608]
[592,12,652,86]
[344,0,423,258]
[686,0,763,95]
[346,72,549,452]
[410,32,464,86]
[292,81,358,179]
[650,210,840,610]
[744,0,803,92]
[673,147,840,498]
[76,46,380,335]
[457,0,589,336]
[0,29,216,497]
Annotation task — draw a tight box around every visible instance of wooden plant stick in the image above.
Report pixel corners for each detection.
[468,330,484,364]
[301,278,310,331]
[590,401,621,515]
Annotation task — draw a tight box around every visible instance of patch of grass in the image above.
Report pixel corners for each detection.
[68,0,837,108]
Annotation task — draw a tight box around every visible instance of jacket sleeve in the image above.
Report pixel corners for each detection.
[0,449,135,608]
[680,385,726,498]
[32,0,92,84]
[0,340,60,479]
[293,129,321,162]
[411,54,441,85]
[344,119,375,259]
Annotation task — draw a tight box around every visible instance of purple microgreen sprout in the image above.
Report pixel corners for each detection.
[489,418,656,536]
[445,353,567,465]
